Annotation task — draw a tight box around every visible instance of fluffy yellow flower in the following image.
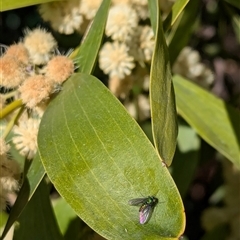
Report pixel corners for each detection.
[12,117,40,159]
[23,28,57,65]
[99,41,135,79]
[106,4,138,41]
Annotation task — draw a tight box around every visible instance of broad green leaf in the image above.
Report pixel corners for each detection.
[163,0,189,31]
[171,121,200,198]
[38,73,185,239]
[0,0,61,12]
[0,154,45,239]
[150,1,178,166]
[168,0,200,65]
[74,0,111,74]
[14,179,63,240]
[173,75,240,169]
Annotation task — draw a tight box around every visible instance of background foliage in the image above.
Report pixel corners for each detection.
[0,0,239,239]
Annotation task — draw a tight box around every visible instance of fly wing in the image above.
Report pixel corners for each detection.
[139,205,153,224]
[128,198,146,206]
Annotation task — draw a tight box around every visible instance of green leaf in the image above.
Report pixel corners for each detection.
[168,0,200,65]
[171,121,200,198]
[0,212,8,229]
[150,1,178,166]
[53,198,94,240]
[14,179,63,240]
[163,0,189,31]
[173,75,240,169]
[224,0,240,9]
[53,198,78,235]
[148,0,158,34]
[74,0,111,74]
[0,154,45,239]
[225,3,240,44]
[38,73,185,239]
[231,12,240,44]
[0,0,62,12]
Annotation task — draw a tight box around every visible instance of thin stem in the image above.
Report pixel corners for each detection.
[2,106,24,139]
[0,99,23,119]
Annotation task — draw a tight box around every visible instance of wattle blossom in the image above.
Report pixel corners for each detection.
[99,41,135,79]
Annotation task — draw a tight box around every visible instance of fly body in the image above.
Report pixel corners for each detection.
[129,196,158,224]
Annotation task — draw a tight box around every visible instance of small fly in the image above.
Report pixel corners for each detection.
[128,196,158,224]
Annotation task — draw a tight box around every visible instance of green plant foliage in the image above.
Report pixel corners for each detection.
[0,0,62,12]
[150,1,178,166]
[225,4,240,44]
[53,198,77,236]
[1,0,239,239]
[173,75,240,169]
[14,179,63,240]
[75,0,111,74]
[168,0,200,65]
[171,121,200,198]
[1,1,111,238]
[224,0,240,9]
[0,154,45,239]
[0,212,8,229]
[38,73,185,240]
[149,0,189,34]
[148,0,158,35]
[163,0,189,31]
[53,198,95,240]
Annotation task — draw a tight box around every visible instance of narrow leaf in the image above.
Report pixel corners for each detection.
[224,0,240,9]
[225,3,240,44]
[168,0,200,65]
[14,179,63,240]
[171,121,200,198]
[75,0,111,74]
[148,0,158,35]
[1,154,45,239]
[0,0,62,12]
[163,0,189,31]
[150,1,178,166]
[173,75,240,168]
[38,73,185,239]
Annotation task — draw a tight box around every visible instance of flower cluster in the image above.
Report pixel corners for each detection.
[38,0,216,122]
[38,1,152,103]
[1,28,74,157]
[0,139,21,211]
[38,0,156,121]
[98,1,154,121]
[37,0,214,123]
[173,47,214,88]
[1,28,74,110]
[0,28,75,209]
[38,0,104,35]
[40,0,209,122]
[38,1,83,35]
